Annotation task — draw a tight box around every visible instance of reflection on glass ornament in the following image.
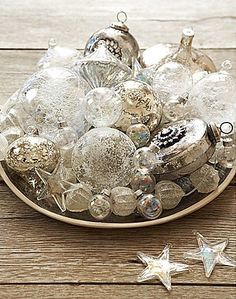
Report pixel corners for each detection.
[162,96,186,122]
[6,127,60,173]
[155,180,185,210]
[62,181,93,212]
[137,193,162,220]
[37,38,80,69]
[115,80,162,132]
[185,61,236,126]
[152,61,192,103]
[130,170,156,193]
[133,147,157,172]
[72,127,136,191]
[54,120,78,151]
[110,186,137,216]
[75,41,131,89]
[175,176,195,196]
[89,192,111,220]
[1,126,24,144]
[126,122,150,148]
[18,67,89,130]
[0,133,8,161]
[84,87,122,127]
[189,164,220,193]
[84,11,139,66]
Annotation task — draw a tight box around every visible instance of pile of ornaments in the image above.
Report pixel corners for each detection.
[0,12,235,222]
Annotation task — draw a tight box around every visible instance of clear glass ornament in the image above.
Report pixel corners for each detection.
[137,193,163,219]
[0,133,8,161]
[126,122,150,148]
[185,61,236,126]
[114,80,162,132]
[18,67,89,131]
[1,126,24,144]
[88,193,111,220]
[110,186,137,216]
[189,164,220,193]
[152,61,193,103]
[54,121,78,151]
[84,87,122,127]
[162,96,186,122]
[6,127,60,173]
[133,147,157,172]
[72,127,136,191]
[37,38,80,69]
[218,137,236,169]
[130,170,156,193]
[63,182,93,212]
[155,180,185,210]
[74,41,131,89]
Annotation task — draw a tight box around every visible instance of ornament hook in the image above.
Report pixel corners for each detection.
[219,122,234,135]
[117,11,127,24]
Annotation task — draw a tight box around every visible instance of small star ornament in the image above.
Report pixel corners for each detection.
[183,231,236,278]
[137,245,189,291]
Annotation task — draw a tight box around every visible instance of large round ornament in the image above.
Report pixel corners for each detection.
[84,11,140,66]
[71,127,136,191]
[6,129,60,173]
[114,80,162,132]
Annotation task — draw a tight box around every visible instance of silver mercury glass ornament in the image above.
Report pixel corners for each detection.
[84,11,140,66]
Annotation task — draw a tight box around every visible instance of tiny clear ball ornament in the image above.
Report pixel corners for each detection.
[152,61,192,103]
[133,147,157,172]
[89,194,111,220]
[189,164,220,193]
[155,180,185,210]
[72,127,136,191]
[0,133,8,161]
[54,122,78,151]
[110,186,137,216]
[137,194,163,220]
[130,170,156,193]
[126,123,150,148]
[64,183,93,212]
[84,87,122,127]
[185,61,236,126]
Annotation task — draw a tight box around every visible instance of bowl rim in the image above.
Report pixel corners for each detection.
[0,163,235,229]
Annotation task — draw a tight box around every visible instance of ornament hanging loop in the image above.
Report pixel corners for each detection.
[219,122,234,135]
[117,11,127,23]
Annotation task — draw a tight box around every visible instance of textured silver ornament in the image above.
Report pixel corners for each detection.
[84,11,140,66]
[114,80,162,132]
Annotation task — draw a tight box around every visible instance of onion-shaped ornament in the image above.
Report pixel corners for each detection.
[84,11,140,66]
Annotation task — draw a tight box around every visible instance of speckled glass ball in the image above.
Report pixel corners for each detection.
[65,183,93,212]
[114,80,162,132]
[84,87,123,127]
[133,147,157,172]
[155,180,185,210]
[72,127,136,191]
[130,170,156,193]
[126,123,150,148]
[110,186,137,216]
[137,194,163,219]
[6,134,60,173]
[88,194,111,220]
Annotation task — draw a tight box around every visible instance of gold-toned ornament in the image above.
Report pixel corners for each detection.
[6,127,60,173]
[84,11,140,66]
[114,80,162,132]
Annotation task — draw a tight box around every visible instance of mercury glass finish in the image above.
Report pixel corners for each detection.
[88,194,111,220]
[110,186,137,216]
[137,194,162,219]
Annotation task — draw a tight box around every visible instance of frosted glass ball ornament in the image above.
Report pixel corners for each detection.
[18,67,89,130]
[152,61,193,103]
[72,127,136,191]
[88,194,111,220]
[110,186,137,216]
[137,194,163,220]
[133,147,157,172]
[0,133,8,161]
[185,61,236,126]
[84,87,123,127]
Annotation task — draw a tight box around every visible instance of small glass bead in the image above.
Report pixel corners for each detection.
[88,194,111,220]
[0,133,8,161]
[137,194,163,219]
[133,147,156,172]
[110,186,137,216]
[65,183,93,212]
[54,125,78,151]
[155,180,185,210]
[2,126,24,144]
[84,87,122,127]
[130,170,156,193]
[126,123,150,148]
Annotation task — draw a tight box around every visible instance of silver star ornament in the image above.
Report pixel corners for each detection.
[137,245,189,291]
[183,231,236,278]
